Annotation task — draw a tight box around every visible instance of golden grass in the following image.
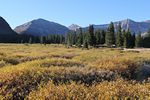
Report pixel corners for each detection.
[0,44,150,99]
[28,79,150,100]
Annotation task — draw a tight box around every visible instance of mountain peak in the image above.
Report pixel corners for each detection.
[68,24,81,31]
[36,18,45,20]
[34,18,49,22]
[126,18,134,21]
[120,19,135,23]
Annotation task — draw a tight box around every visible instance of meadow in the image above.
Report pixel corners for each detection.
[0,44,150,99]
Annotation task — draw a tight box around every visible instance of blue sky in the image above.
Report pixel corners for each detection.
[0,0,150,28]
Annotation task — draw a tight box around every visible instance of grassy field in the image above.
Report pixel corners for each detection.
[0,44,150,99]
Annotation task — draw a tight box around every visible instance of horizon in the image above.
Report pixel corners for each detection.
[1,0,150,29]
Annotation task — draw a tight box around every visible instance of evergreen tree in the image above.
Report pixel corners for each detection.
[21,40,24,44]
[95,29,101,45]
[83,35,89,49]
[40,36,43,44]
[100,30,106,44]
[65,32,75,47]
[147,28,150,37]
[76,28,83,47]
[87,25,95,46]
[128,30,132,48]
[122,30,126,45]
[43,36,46,45]
[116,23,123,47]
[123,30,127,48]
[82,32,87,44]
[143,29,150,47]
[105,22,115,47]
[29,37,32,44]
[72,32,77,45]
[45,34,65,44]
[123,28,132,48]
[60,35,64,44]
[131,33,135,48]
[135,32,142,47]
[65,32,71,47]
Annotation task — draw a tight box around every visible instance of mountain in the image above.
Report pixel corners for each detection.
[68,24,81,31]
[14,18,150,36]
[14,18,70,36]
[85,19,150,34]
[0,16,17,35]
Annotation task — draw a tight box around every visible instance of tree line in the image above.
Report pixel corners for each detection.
[0,22,150,48]
[65,22,150,49]
[0,33,65,44]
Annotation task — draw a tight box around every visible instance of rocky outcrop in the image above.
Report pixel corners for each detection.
[135,63,150,81]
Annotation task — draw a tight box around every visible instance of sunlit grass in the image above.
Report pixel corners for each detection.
[0,44,150,99]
